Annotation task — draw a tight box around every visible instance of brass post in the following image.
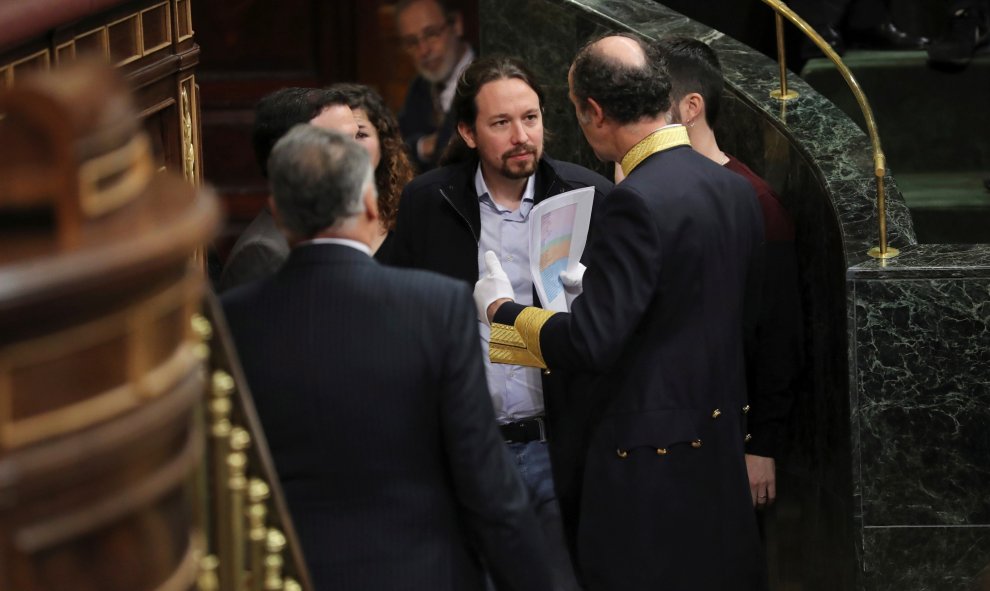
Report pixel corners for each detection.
[247,479,271,591]
[283,579,302,591]
[210,371,234,590]
[198,554,220,591]
[761,0,898,258]
[226,427,251,591]
[192,313,212,361]
[264,529,287,591]
[189,314,213,553]
[771,11,799,101]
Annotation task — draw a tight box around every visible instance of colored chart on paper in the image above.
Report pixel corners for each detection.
[538,203,577,303]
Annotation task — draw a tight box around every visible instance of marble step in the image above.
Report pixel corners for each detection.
[896,171,990,244]
[799,49,990,173]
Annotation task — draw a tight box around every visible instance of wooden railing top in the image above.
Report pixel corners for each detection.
[0,0,132,52]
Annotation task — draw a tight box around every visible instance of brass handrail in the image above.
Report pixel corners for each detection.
[761,0,899,259]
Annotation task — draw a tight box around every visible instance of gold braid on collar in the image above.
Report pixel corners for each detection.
[619,125,691,176]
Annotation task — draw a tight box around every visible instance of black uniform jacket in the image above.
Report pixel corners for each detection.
[494,145,769,591]
[222,244,551,591]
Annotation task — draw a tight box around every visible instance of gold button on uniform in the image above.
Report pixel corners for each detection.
[691,439,703,449]
[656,448,668,456]
[745,433,753,443]
[617,449,629,459]
[711,409,722,419]
[742,404,751,414]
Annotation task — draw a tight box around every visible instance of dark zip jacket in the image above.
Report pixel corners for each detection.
[378,155,612,284]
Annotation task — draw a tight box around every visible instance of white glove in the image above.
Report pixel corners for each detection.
[559,262,586,311]
[474,250,514,325]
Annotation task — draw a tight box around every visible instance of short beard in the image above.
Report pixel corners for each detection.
[499,144,540,179]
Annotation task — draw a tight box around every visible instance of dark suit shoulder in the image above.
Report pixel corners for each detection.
[380,263,471,302]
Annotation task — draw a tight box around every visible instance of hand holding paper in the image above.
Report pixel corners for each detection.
[474,250,513,324]
[559,262,586,310]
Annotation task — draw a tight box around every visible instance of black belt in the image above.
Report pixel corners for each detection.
[499,415,547,443]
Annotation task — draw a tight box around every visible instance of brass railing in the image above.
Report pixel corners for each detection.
[762,0,900,259]
[190,296,314,591]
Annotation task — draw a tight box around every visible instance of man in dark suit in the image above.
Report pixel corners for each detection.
[395,0,474,171]
[218,87,358,293]
[476,34,768,590]
[222,125,550,591]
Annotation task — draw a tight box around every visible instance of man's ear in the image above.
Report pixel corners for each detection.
[684,92,705,124]
[586,97,606,127]
[363,185,380,222]
[452,12,464,38]
[457,121,477,148]
[268,198,295,243]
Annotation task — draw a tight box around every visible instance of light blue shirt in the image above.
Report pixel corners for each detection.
[475,166,544,424]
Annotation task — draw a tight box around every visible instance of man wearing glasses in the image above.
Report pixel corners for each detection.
[396,0,474,171]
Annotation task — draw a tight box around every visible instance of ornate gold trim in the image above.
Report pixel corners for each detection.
[179,77,198,183]
[489,307,557,369]
[619,125,691,176]
[490,325,547,368]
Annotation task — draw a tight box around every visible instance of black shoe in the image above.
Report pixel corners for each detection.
[847,20,930,50]
[801,24,846,60]
[928,6,990,69]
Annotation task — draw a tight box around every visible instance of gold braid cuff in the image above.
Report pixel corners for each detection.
[489,307,557,369]
[619,125,691,176]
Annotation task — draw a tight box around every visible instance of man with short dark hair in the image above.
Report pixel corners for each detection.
[222,125,551,591]
[395,0,474,171]
[476,35,768,590]
[218,87,358,293]
[657,35,804,511]
[382,55,610,590]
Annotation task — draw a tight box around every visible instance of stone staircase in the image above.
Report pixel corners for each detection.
[800,49,990,244]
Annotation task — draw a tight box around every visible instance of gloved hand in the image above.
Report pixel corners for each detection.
[474,250,514,324]
[559,262,586,311]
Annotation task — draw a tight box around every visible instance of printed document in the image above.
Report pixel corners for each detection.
[529,186,594,312]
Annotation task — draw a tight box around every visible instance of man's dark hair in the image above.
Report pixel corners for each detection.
[251,87,348,177]
[570,33,671,124]
[440,55,545,164]
[395,0,456,21]
[655,36,724,127]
